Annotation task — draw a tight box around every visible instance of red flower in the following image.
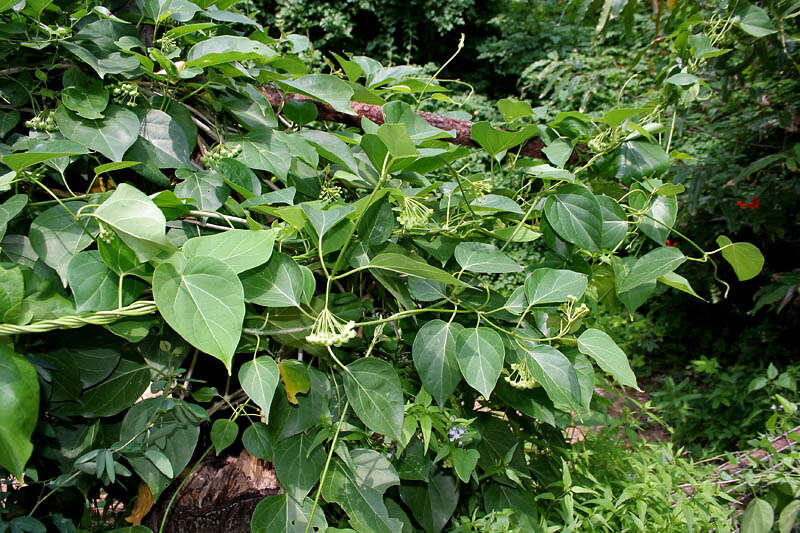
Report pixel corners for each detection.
[737,196,760,210]
[665,239,677,247]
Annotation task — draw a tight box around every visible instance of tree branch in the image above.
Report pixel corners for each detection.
[259,86,549,160]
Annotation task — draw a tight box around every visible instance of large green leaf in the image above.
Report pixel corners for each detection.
[55,104,140,162]
[383,100,453,140]
[577,328,637,389]
[470,194,525,215]
[270,368,329,439]
[3,148,88,172]
[242,423,273,461]
[455,327,505,399]
[185,35,276,68]
[368,253,466,286]
[543,184,603,251]
[639,195,677,244]
[67,251,144,311]
[273,432,326,502]
[0,346,39,479]
[174,169,229,212]
[29,201,97,286]
[302,204,356,240]
[0,110,19,138]
[80,359,151,417]
[231,130,292,180]
[358,195,395,245]
[344,358,404,442]
[183,229,275,274]
[779,500,800,533]
[60,42,140,79]
[497,98,534,122]
[321,459,402,533]
[617,247,686,293]
[597,195,627,250]
[735,4,777,37]
[279,74,355,115]
[399,472,459,533]
[241,252,308,307]
[298,130,360,175]
[524,268,587,305]
[741,497,774,533]
[716,235,764,281]
[412,320,463,406]
[0,194,28,242]
[515,340,581,410]
[470,121,537,158]
[602,140,669,182]
[153,256,244,371]
[0,266,23,320]
[126,109,192,168]
[658,271,703,300]
[483,485,539,530]
[454,242,523,274]
[238,356,280,419]
[62,79,108,120]
[251,494,327,533]
[210,419,238,454]
[347,448,400,492]
[93,183,174,262]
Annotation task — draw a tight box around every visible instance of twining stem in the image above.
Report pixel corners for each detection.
[305,399,349,533]
[328,152,392,279]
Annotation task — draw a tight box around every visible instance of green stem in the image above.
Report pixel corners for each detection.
[305,399,349,533]
[414,33,465,111]
[328,152,391,279]
[158,445,214,533]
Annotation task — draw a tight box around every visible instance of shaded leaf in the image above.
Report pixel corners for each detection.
[153,256,244,371]
[577,328,637,388]
[344,358,404,441]
[455,328,504,399]
[412,320,463,406]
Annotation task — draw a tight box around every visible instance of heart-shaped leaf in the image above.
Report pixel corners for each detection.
[153,255,244,371]
[412,320,463,406]
[183,229,276,274]
[455,327,505,399]
[55,104,140,162]
[344,358,404,442]
[238,356,280,418]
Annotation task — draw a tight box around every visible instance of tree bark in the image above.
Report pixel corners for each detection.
[259,86,549,160]
[144,449,280,533]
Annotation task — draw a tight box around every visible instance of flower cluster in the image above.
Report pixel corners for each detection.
[471,178,492,199]
[112,83,139,107]
[504,358,540,390]
[448,426,466,445]
[19,166,46,181]
[201,143,242,168]
[97,223,115,244]
[397,196,432,229]
[319,182,343,205]
[25,110,57,131]
[737,196,760,210]
[305,308,357,346]
[665,239,678,247]
[157,35,177,54]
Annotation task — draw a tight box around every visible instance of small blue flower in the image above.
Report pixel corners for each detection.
[448,426,466,443]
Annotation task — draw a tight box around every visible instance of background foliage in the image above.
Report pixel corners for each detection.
[0,0,797,532]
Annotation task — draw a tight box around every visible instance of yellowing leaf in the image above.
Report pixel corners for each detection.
[279,360,311,405]
[125,482,154,525]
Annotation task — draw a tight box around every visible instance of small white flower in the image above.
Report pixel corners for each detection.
[306,308,357,346]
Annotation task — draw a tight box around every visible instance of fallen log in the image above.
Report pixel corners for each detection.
[144,449,280,533]
[258,86,549,160]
